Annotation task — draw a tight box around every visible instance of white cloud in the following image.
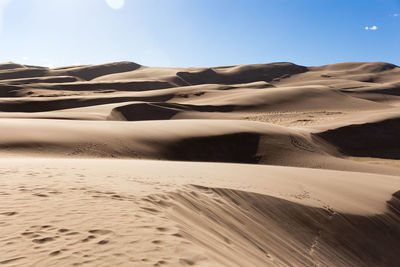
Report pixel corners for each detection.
[393,13,399,17]
[365,25,378,31]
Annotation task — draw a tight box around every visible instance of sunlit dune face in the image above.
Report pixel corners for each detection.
[105,0,125,9]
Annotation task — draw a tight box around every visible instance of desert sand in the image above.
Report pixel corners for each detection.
[0,61,400,266]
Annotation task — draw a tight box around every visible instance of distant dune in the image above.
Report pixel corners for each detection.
[0,61,399,266]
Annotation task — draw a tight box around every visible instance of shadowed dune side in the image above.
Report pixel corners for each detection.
[0,95,173,112]
[108,102,235,121]
[316,117,400,159]
[0,119,399,175]
[0,80,274,99]
[0,77,83,97]
[26,80,175,92]
[1,158,399,266]
[1,60,400,266]
[0,119,319,162]
[48,61,141,81]
[93,62,308,86]
[388,190,400,215]
[155,185,400,266]
[273,62,400,108]
[5,84,385,117]
[274,62,400,89]
[309,62,399,83]
[0,67,48,80]
[176,62,308,85]
[0,63,20,70]
[108,102,182,121]
[0,84,23,97]
[0,62,141,82]
[341,82,400,98]
[181,85,389,112]
[160,129,343,167]
[92,66,193,86]
[0,120,286,161]
[0,62,30,70]
[162,133,261,164]
[312,61,398,74]
[0,76,81,85]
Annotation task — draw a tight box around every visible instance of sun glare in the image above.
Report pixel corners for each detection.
[105,0,125,10]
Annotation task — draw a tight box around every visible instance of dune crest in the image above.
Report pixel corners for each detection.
[1,61,400,266]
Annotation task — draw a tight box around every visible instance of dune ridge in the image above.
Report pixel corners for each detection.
[164,185,400,266]
[1,158,400,266]
[1,61,400,266]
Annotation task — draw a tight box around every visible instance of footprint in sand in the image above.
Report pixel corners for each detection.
[156,227,169,232]
[32,237,54,244]
[172,233,183,238]
[179,258,195,266]
[65,231,80,236]
[1,211,17,216]
[0,257,26,265]
[21,231,35,236]
[32,193,48,198]
[81,235,96,242]
[49,250,61,256]
[97,239,109,245]
[154,259,169,266]
[79,229,114,243]
[88,229,113,235]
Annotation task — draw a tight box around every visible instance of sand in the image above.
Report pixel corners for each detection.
[0,61,400,266]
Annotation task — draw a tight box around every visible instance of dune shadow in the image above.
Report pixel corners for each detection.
[0,95,173,112]
[316,118,400,159]
[161,132,261,164]
[161,186,400,266]
[109,102,236,121]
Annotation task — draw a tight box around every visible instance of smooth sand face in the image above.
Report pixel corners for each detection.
[0,61,400,266]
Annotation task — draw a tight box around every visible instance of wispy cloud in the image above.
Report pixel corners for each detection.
[393,13,399,17]
[365,25,378,31]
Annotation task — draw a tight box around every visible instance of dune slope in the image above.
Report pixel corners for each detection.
[0,61,400,266]
[1,159,400,266]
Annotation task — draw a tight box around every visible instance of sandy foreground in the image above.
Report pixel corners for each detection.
[0,61,400,266]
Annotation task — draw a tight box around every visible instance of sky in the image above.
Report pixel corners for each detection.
[0,0,399,67]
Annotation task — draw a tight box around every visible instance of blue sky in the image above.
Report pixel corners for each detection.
[0,0,399,67]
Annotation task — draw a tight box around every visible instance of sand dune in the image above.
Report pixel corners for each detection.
[1,159,399,266]
[49,62,141,81]
[168,186,400,266]
[317,116,400,159]
[175,63,308,85]
[0,76,81,85]
[0,67,48,80]
[0,62,27,70]
[93,62,307,85]
[108,102,236,121]
[0,118,398,176]
[1,61,400,266]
